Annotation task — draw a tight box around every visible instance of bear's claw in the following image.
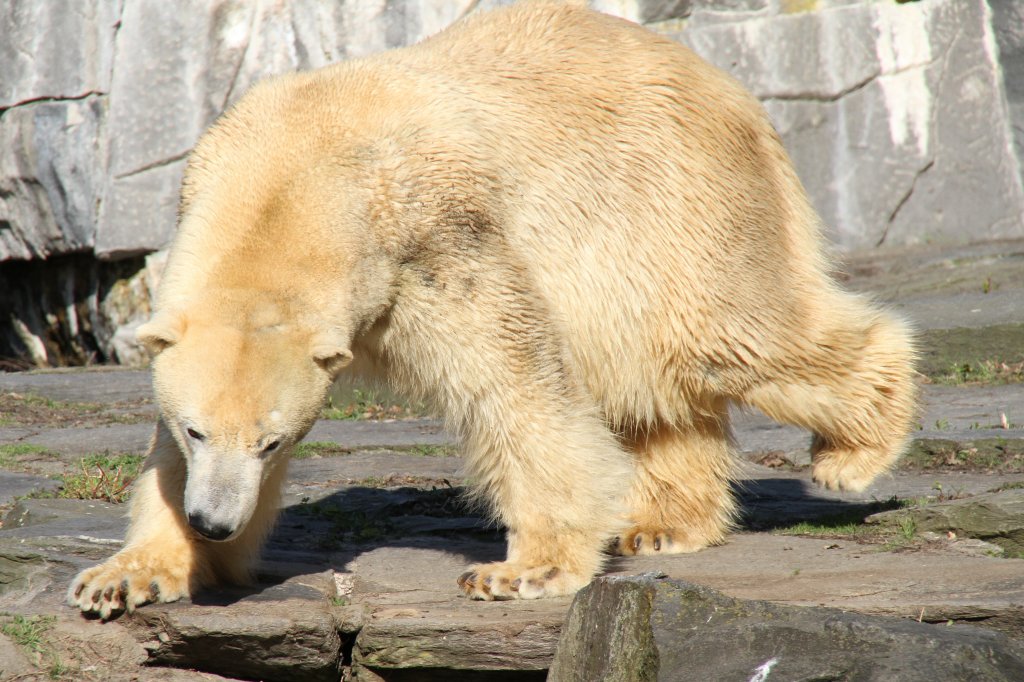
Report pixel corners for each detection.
[615,528,704,556]
[457,562,582,600]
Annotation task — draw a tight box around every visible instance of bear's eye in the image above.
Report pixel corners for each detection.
[186,428,205,442]
[264,440,281,453]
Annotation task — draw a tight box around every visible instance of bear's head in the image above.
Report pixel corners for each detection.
[136,304,352,542]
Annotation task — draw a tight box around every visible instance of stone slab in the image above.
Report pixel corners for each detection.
[0,422,156,458]
[123,572,343,682]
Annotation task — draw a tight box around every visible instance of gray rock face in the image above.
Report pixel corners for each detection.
[549,575,1024,682]
[2,0,1022,263]
[2,0,1024,367]
[0,1,118,109]
[0,97,105,259]
[991,0,1024,188]
[0,0,482,262]
[678,0,1024,249]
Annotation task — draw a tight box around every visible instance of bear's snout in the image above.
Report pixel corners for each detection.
[187,510,235,541]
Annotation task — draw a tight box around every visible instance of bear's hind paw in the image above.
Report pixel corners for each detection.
[457,562,588,600]
[68,554,191,620]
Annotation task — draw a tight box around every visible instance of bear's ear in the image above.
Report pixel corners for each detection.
[311,330,354,379]
[312,345,354,379]
[136,311,185,356]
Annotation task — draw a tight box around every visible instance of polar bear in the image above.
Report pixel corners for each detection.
[69,2,915,615]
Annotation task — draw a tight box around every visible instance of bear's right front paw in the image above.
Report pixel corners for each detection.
[67,552,192,620]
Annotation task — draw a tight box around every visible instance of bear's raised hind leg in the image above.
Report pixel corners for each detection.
[741,305,917,492]
[614,407,737,556]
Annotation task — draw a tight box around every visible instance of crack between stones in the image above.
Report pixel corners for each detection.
[113,150,191,180]
[0,91,105,115]
[877,159,934,247]
[761,71,879,104]
[761,49,946,106]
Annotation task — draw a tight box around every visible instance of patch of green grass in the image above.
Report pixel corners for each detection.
[293,441,350,459]
[918,324,1024,384]
[2,614,54,654]
[934,360,1024,386]
[897,516,917,541]
[330,596,349,607]
[48,660,70,679]
[322,388,404,421]
[0,443,54,469]
[0,391,152,428]
[56,452,144,503]
[780,519,865,537]
[405,444,457,457]
[321,386,431,421]
[988,480,1024,493]
[1,614,69,678]
[775,497,907,540]
[899,438,1024,474]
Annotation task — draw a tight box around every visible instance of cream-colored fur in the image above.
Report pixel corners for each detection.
[69,2,915,614]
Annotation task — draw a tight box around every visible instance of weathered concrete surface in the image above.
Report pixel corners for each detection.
[549,575,1024,682]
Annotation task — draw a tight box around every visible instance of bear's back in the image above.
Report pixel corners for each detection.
[385,3,830,419]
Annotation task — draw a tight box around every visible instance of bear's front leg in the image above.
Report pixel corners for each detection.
[387,262,632,600]
[68,421,212,618]
[453,391,632,599]
[455,405,631,601]
[68,418,289,619]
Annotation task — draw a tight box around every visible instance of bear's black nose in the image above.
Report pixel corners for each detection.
[187,511,233,541]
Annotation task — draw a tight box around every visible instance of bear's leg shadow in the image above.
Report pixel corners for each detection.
[67,420,285,618]
[741,301,917,492]
[614,403,737,556]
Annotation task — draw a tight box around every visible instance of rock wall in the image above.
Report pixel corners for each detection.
[1,0,1022,365]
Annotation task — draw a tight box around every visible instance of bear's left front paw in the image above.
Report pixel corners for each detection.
[68,549,193,620]
[457,562,588,600]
